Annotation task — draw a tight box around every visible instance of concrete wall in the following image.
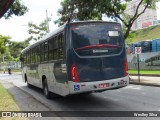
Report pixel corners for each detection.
[127,52,160,70]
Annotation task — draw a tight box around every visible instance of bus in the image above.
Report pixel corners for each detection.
[145,54,160,66]
[138,40,152,53]
[152,38,160,52]
[21,20,129,98]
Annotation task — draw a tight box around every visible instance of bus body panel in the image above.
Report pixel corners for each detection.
[68,76,129,94]
[67,22,127,82]
[72,53,125,82]
[22,63,70,96]
[152,39,160,52]
[21,21,128,97]
[38,62,70,96]
[23,65,40,87]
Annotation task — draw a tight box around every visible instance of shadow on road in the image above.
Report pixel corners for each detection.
[20,85,125,112]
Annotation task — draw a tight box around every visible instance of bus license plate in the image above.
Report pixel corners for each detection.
[99,83,109,88]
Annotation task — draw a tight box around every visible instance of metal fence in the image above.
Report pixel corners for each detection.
[0,61,21,71]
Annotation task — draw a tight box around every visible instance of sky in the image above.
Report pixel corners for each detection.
[0,0,160,42]
[0,0,62,42]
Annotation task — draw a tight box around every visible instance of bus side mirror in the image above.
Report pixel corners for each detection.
[20,57,24,62]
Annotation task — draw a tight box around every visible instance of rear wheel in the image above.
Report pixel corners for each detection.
[43,79,51,99]
[25,75,32,88]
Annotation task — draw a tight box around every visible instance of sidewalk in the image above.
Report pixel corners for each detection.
[0,71,22,74]
[129,75,160,87]
[0,80,62,120]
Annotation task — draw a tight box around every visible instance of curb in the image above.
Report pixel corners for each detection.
[129,81,160,87]
[129,76,160,87]
[130,74,160,77]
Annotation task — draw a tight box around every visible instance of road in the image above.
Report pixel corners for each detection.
[0,73,160,120]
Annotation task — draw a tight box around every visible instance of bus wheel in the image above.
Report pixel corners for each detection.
[43,79,51,99]
[25,75,32,88]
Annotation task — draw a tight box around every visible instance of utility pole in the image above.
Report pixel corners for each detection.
[46,10,50,33]
[135,47,142,82]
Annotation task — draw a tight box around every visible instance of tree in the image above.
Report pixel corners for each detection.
[0,35,11,62]
[0,34,29,62]
[27,19,49,41]
[4,0,28,19]
[56,0,159,39]
[8,41,29,60]
[0,35,11,54]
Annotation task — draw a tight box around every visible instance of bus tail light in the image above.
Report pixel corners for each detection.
[71,64,80,82]
[124,59,128,76]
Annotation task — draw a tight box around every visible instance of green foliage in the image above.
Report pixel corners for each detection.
[3,49,12,61]
[0,83,20,111]
[126,32,136,44]
[4,0,28,19]
[8,41,29,60]
[126,25,160,43]
[0,34,29,62]
[0,35,11,54]
[28,19,49,41]
[56,0,160,39]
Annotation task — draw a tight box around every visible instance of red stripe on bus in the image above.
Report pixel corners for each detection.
[75,44,122,51]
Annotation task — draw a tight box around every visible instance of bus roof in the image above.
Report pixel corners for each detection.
[21,21,121,53]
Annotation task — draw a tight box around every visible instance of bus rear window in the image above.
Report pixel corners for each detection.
[71,23,124,56]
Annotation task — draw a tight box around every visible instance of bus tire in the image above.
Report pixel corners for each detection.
[43,79,51,99]
[25,75,32,88]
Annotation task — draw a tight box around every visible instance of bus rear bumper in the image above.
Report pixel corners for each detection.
[68,76,129,95]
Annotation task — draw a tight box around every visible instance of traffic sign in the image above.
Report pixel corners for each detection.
[135,47,142,54]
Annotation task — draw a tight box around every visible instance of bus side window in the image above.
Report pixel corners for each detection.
[32,49,34,64]
[34,48,37,63]
[26,52,28,65]
[35,47,37,64]
[32,48,35,64]
[41,43,45,62]
[54,32,67,83]
[44,41,48,61]
[53,36,58,49]
[28,50,31,64]
[38,46,40,63]
[30,49,32,64]
[32,48,34,64]
[31,49,34,64]
[48,38,54,60]
[24,53,26,65]
[54,36,59,60]
[58,33,63,59]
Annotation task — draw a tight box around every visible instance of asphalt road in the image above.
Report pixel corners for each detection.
[0,73,160,120]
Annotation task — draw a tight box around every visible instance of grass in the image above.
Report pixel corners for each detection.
[0,83,27,120]
[129,70,160,75]
[0,83,20,111]
[126,25,160,43]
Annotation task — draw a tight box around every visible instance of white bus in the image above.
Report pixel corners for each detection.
[21,21,129,98]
